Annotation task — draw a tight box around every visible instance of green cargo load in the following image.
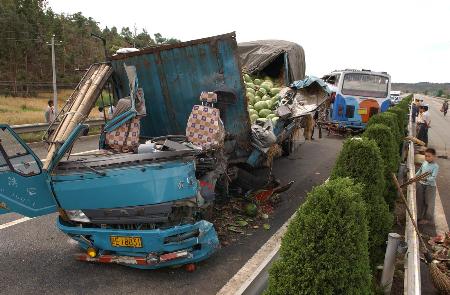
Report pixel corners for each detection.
[258,109,272,118]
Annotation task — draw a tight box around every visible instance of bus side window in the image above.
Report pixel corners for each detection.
[346,105,355,118]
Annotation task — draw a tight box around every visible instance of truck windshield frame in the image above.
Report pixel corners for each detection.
[341,73,389,98]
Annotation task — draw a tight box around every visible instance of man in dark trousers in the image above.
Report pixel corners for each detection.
[442,100,448,117]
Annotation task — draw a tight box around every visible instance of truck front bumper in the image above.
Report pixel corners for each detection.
[57,218,219,269]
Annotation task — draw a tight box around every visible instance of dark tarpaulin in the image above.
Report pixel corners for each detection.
[237,40,306,82]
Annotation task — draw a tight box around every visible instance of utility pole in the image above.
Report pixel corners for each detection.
[47,35,61,114]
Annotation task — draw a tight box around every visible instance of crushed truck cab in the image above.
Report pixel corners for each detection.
[0,123,219,269]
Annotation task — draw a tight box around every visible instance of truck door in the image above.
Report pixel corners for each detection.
[0,125,56,217]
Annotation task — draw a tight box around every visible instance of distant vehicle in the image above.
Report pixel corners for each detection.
[390,90,401,105]
[322,69,391,133]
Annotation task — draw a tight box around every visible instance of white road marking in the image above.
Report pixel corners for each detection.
[0,217,32,230]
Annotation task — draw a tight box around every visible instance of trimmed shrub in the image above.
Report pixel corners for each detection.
[363,124,398,173]
[387,107,407,132]
[363,124,399,209]
[331,137,393,267]
[265,178,372,295]
[367,112,401,144]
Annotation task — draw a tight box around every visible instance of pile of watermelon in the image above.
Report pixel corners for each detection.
[243,73,282,124]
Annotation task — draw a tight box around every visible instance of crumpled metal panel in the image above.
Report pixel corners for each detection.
[110,33,250,152]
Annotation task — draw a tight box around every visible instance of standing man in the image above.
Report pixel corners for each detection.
[411,99,418,123]
[442,100,449,117]
[416,105,430,146]
[44,100,56,123]
[415,148,439,225]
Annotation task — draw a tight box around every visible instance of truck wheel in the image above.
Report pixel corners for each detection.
[232,167,267,192]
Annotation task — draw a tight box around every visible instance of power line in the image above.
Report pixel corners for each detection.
[0,37,43,41]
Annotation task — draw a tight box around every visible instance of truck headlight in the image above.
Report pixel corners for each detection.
[65,210,91,223]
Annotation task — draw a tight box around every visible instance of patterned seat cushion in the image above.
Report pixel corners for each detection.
[186,105,224,149]
[105,117,140,152]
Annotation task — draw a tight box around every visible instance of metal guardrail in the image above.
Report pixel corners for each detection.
[11,119,104,134]
[404,100,421,294]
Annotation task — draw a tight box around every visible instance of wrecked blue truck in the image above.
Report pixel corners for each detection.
[0,32,323,269]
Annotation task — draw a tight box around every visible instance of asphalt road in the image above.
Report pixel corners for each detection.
[416,95,449,295]
[0,135,342,295]
[419,95,450,227]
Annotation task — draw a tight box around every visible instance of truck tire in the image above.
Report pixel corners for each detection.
[232,167,267,192]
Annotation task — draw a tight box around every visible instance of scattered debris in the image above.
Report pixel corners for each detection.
[427,232,450,277]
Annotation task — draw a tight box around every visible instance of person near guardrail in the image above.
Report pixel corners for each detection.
[416,105,430,146]
[415,148,439,225]
[44,100,56,123]
[411,100,419,123]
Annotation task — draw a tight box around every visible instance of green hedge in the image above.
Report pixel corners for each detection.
[367,112,401,144]
[363,124,399,209]
[331,138,393,267]
[266,178,372,295]
[386,107,407,134]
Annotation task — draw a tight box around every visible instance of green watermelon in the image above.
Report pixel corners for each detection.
[244,73,252,83]
[266,114,276,120]
[272,116,279,124]
[259,109,272,118]
[270,88,281,96]
[254,78,262,85]
[254,101,269,111]
[246,88,255,95]
[250,114,259,123]
[256,88,267,97]
[248,109,258,116]
[254,95,262,103]
[246,83,256,90]
[245,203,258,217]
[257,118,268,123]
[261,81,273,91]
[261,95,271,101]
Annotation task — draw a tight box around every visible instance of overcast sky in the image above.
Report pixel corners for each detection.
[48,0,450,83]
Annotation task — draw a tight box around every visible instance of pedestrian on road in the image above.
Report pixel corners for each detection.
[44,100,56,123]
[416,105,430,146]
[415,148,439,225]
[441,100,449,117]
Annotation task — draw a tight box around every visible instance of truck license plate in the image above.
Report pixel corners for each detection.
[110,236,143,248]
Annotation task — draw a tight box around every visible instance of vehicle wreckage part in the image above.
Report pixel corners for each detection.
[59,219,219,269]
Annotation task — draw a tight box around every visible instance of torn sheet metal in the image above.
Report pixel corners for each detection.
[277,76,331,118]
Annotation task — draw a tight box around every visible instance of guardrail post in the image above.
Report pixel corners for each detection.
[381,233,402,293]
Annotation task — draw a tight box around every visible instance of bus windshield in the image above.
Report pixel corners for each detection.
[341,73,389,98]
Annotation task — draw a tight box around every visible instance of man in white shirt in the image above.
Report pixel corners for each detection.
[44,100,56,123]
[416,105,430,146]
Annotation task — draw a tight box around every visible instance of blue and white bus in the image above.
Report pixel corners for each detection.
[323,69,391,131]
